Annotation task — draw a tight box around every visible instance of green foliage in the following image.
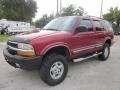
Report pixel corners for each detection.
[103,7,120,34]
[35,14,54,28]
[61,5,75,16]
[103,7,120,27]
[34,4,85,28]
[61,5,85,16]
[0,0,37,22]
[74,6,85,16]
[0,35,9,42]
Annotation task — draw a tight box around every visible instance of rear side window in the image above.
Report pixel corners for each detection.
[103,20,113,32]
[78,19,93,32]
[93,20,103,31]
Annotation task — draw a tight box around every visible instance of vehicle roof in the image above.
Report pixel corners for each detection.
[60,16,104,21]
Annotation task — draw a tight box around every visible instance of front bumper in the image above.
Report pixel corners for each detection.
[3,48,43,70]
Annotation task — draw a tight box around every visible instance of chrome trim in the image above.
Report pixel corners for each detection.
[42,42,71,55]
[73,43,103,53]
[95,43,103,48]
[73,46,94,53]
[8,41,18,44]
[95,44,103,48]
[73,52,102,62]
[8,45,34,52]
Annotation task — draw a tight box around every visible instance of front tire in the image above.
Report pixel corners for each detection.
[98,43,110,61]
[40,54,68,86]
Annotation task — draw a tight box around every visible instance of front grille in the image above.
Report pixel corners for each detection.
[7,48,17,55]
[7,41,18,55]
[7,41,18,48]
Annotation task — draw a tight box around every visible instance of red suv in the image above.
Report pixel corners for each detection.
[3,16,114,86]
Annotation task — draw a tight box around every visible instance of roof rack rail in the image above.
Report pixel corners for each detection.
[85,15,103,19]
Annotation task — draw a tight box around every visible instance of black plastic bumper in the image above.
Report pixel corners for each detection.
[3,48,43,70]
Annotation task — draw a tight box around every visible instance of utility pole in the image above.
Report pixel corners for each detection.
[56,0,62,16]
[100,0,103,18]
[57,0,59,16]
[60,0,62,16]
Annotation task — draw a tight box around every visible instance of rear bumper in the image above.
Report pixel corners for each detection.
[3,48,43,70]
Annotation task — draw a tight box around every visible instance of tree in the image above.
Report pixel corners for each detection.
[103,7,120,34]
[74,6,85,16]
[35,14,54,28]
[34,4,85,28]
[61,4,85,16]
[0,0,37,22]
[103,7,120,27]
[61,5,75,16]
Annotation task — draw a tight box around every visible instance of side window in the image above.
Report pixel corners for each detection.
[78,19,93,32]
[93,20,103,31]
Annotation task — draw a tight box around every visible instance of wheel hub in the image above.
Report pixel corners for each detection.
[50,61,64,80]
[104,47,109,58]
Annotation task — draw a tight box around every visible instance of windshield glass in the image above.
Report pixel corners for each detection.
[43,16,76,31]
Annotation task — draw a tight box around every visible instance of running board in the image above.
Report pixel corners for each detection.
[73,52,102,62]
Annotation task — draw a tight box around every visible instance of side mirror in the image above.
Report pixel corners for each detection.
[76,26,87,33]
[96,27,104,31]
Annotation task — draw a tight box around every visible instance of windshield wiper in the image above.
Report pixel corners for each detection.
[42,28,60,31]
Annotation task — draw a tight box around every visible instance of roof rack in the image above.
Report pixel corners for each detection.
[84,15,103,20]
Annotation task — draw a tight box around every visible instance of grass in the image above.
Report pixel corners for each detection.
[0,35,9,42]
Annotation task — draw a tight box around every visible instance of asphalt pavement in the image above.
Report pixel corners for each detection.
[0,36,120,90]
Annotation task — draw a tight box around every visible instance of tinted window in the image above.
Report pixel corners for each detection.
[93,20,103,31]
[78,19,93,32]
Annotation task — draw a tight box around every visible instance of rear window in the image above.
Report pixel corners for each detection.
[79,19,93,32]
[93,20,104,31]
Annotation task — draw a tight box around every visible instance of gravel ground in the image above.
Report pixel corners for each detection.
[0,36,120,90]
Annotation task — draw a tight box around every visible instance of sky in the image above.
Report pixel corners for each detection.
[34,0,120,20]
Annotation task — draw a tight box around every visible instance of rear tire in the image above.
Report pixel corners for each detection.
[40,54,68,86]
[98,43,110,61]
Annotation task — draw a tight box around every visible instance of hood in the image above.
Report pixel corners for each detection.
[8,30,60,43]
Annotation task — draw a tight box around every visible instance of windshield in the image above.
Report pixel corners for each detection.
[43,16,76,31]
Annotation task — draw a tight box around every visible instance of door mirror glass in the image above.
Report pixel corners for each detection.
[76,26,87,33]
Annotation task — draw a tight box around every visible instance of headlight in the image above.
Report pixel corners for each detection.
[17,43,36,57]
[18,43,34,50]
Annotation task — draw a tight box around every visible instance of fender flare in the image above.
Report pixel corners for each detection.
[104,37,111,45]
[41,42,71,55]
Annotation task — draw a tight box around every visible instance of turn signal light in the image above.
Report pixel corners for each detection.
[17,51,36,57]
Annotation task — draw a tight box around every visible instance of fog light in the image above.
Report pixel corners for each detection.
[16,63,20,68]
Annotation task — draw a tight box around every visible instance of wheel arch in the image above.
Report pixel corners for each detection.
[105,39,111,46]
[42,44,71,60]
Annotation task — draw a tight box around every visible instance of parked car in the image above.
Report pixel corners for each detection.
[3,16,114,86]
